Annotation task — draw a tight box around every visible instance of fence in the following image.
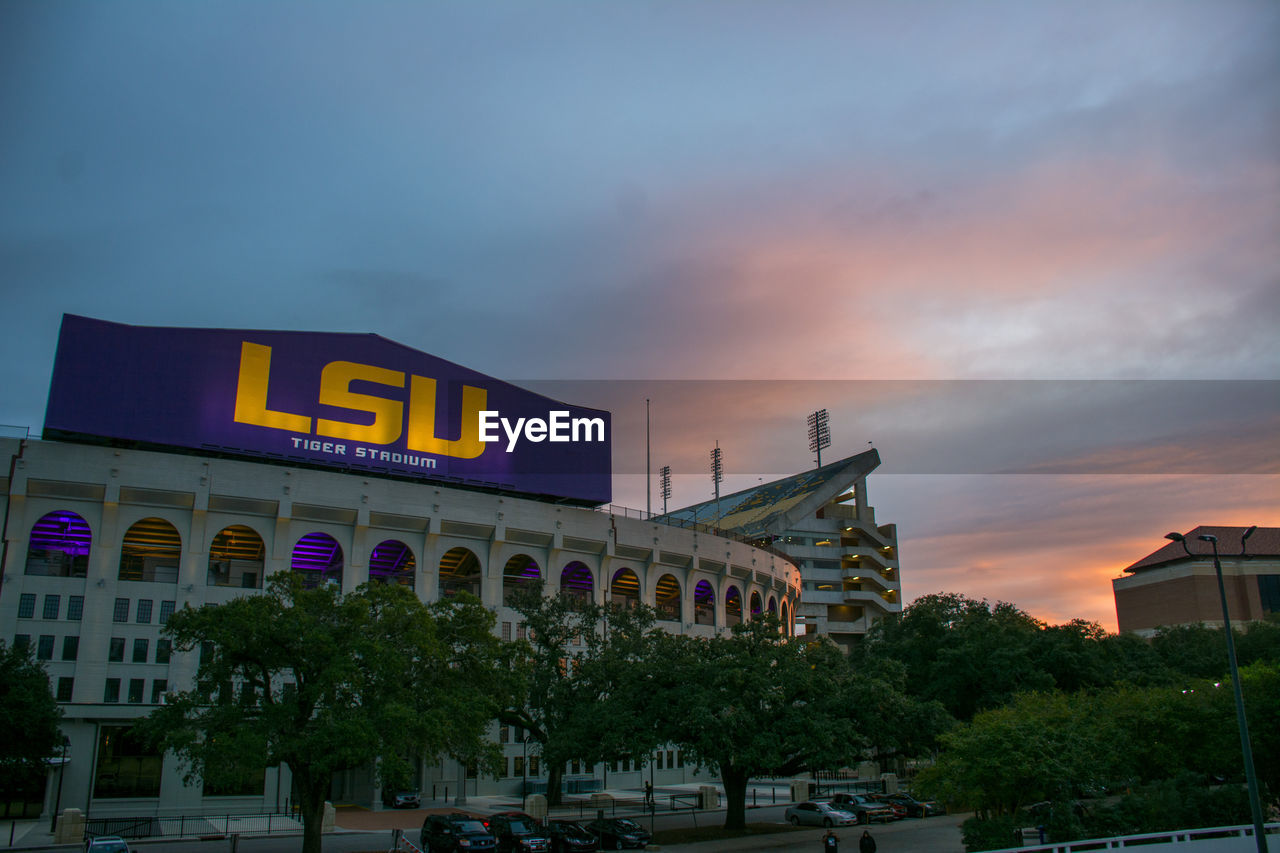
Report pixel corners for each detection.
[85,811,301,841]
[992,823,1279,853]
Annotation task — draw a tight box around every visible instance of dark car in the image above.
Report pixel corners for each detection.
[584,817,651,850]
[421,813,498,853]
[826,793,895,824]
[486,814,551,853]
[544,820,599,853]
[878,792,945,817]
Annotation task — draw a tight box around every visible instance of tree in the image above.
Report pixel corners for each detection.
[655,619,863,830]
[137,575,507,853]
[501,583,664,807]
[856,593,1053,720]
[0,640,63,802]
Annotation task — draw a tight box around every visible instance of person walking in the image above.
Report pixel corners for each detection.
[859,829,877,853]
[822,829,840,851]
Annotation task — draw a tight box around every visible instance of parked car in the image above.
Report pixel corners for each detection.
[784,801,858,827]
[544,819,600,853]
[486,814,551,853]
[877,792,945,817]
[85,838,130,853]
[421,813,498,853]
[583,817,651,850]
[866,795,907,820]
[386,790,422,809]
[826,793,894,824]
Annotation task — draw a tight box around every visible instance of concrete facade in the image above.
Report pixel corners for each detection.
[0,436,799,817]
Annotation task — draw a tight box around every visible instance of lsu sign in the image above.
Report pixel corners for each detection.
[43,315,612,506]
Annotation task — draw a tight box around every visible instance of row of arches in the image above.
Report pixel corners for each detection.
[23,510,792,628]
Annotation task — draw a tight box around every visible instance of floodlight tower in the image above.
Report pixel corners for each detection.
[807,408,830,467]
[710,442,723,526]
[660,465,672,516]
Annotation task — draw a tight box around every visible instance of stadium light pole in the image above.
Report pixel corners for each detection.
[807,409,830,468]
[660,465,671,516]
[1165,527,1264,853]
[711,442,723,526]
[646,398,651,518]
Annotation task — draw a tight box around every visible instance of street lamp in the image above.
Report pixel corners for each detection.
[1165,527,1265,853]
[50,735,69,833]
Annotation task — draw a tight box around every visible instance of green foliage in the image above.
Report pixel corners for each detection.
[0,640,63,795]
[855,593,1056,721]
[960,814,1020,852]
[137,575,507,853]
[502,583,666,806]
[655,620,865,829]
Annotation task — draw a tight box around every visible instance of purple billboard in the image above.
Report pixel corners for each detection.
[44,315,611,505]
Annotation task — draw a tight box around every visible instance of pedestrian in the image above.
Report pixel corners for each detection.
[859,829,876,853]
[644,780,653,807]
[822,829,839,851]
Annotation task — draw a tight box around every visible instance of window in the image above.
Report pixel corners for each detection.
[155,639,172,664]
[13,634,30,651]
[37,635,55,660]
[150,680,167,704]
[67,596,84,621]
[159,600,175,625]
[108,638,125,662]
[43,595,61,620]
[113,598,130,622]
[136,600,153,624]
[530,756,539,776]
[516,622,527,640]
[62,636,79,661]
[118,517,182,583]
[499,725,509,744]
[25,511,92,577]
[93,726,162,798]
[514,756,525,777]
[127,679,145,704]
[18,594,36,619]
[502,621,512,642]
[500,757,510,778]
[104,678,121,703]
[132,639,149,664]
[56,677,74,702]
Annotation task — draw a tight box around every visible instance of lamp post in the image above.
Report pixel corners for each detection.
[50,735,69,833]
[1165,527,1265,853]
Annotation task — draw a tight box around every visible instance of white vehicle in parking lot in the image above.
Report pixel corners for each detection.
[784,801,858,827]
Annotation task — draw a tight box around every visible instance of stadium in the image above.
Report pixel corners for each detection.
[0,316,811,818]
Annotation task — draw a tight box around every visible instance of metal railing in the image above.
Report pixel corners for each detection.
[599,504,797,565]
[991,821,1279,853]
[85,811,301,840]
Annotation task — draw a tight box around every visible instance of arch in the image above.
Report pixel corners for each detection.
[781,601,790,636]
[725,585,743,626]
[749,591,763,619]
[610,567,640,609]
[208,524,266,588]
[25,510,92,578]
[119,517,182,583]
[655,574,681,622]
[291,532,344,589]
[370,539,416,588]
[502,554,541,605]
[694,580,715,626]
[438,546,481,598]
[767,596,778,615]
[560,561,594,604]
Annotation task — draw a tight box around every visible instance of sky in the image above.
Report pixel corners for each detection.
[2,1,1277,631]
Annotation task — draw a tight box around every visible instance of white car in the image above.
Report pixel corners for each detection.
[784,801,858,827]
[85,837,130,853]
